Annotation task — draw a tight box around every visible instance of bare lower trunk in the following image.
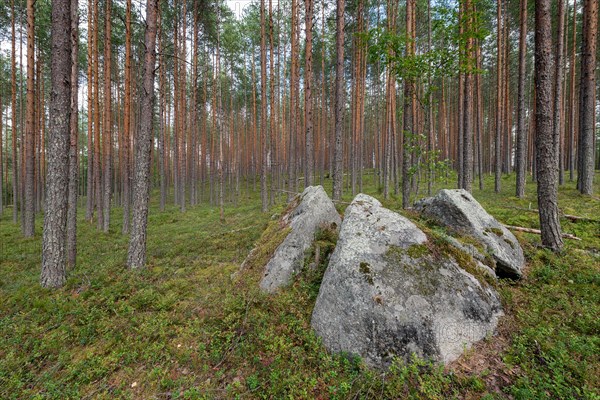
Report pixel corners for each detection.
[122,0,132,232]
[332,0,344,201]
[102,0,112,233]
[85,0,94,221]
[24,0,35,237]
[127,0,158,269]
[402,0,415,208]
[11,0,18,224]
[553,0,565,188]
[568,0,577,182]
[577,0,597,194]
[41,0,71,288]
[304,0,314,187]
[260,0,268,211]
[515,0,528,198]
[494,0,503,193]
[535,0,563,252]
[67,0,79,268]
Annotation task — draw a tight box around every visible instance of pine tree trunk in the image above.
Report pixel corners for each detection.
[0,94,3,216]
[402,0,415,208]
[494,0,503,193]
[304,0,314,187]
[179,1,187,212]
[476,44,484,191]
[122,0,132,232]
[11,0,18,224]
[568,0,577,182]
[41,0,71,288]
[260,0,268,211]
[553,0,565,187]
[93,0,103,230]
[24,0,35,237]
[102,0,112,233]
[462,0,474,193]
[85,0,94,221]
[577,0,597,194]
[288,0,298,197]
[127,0,158,268]
[534,0,563,252]
[515,0,528,197]
[332,0,345,201]
[67,0,79,268]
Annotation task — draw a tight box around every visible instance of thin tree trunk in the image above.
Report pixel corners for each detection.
[553,0,565,187]
[127,0,158,268]
[179,1,187,212]
[216,9,224,221]
[102,0,112,232]
[515,0,528,197]
[577,0,597,194]
[495,0,503,193]
[93,0,103,230]
[332,0,345,201]
[402,0,415,208]
[476,43,484,191]
[122,0,132,232]
[260,0,268,211]
[85,0,94,221]
[0,94,3,215]
[462,0,474,192]
[305,0,314,187]
[568,0,577,181]
[11,0,18,224]
[41,0,71,288]
[288,0,299,197]
[535,0,563,251]
[24,0,35,237]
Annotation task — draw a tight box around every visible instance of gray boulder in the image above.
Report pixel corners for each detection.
[415,189,524,278]
[259,186,341,293]
[311,194,502,368]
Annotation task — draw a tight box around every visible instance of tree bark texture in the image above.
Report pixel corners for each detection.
[332,0,345,201]
[535,0,563,252]
[577,0,597,194]
[67,0,79,267]
[305,0,314,187]
[24,0,35,237]
[515,0,528,197]
[127,0,158,268]
[41,0,71,288]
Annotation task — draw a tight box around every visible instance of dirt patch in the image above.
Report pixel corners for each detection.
[449,315,521,397]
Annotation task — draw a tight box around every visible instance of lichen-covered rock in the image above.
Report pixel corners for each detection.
[259,186,341,293]
[415,189,524,278]
[311,194,502,368]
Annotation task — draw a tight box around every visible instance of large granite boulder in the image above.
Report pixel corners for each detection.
[415,189,524,278]
[311,194,502,368]
[259,186,341,293]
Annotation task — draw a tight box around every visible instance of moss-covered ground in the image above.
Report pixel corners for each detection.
[0,172,598,399]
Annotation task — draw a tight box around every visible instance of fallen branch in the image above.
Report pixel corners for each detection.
[505,206,598,223]
[504,225,582,241]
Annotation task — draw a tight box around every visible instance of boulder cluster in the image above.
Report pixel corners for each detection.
[241,186,525,368]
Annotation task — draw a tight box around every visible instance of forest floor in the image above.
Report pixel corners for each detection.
[1,173,599,399]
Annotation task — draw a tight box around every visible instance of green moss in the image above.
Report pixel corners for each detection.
[359,262,375,285]
[406,243,429,259]
[241,220,291,273]
[359,262,371,275]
